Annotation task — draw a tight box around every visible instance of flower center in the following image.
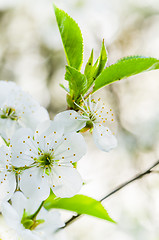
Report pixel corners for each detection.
[36,152,56,173]
[0,107,18,121]
[88,112,96,122]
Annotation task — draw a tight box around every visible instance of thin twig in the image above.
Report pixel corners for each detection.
[60,159,159,229]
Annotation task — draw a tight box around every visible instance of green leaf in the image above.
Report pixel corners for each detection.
[84,49,94,77]
[94,39,108,78]
[84,41,108,93]
[65,65,87,100]
[59,83,70,93]
[116,55,145,62]
[54,5,83,70]
[93,56,159,92]
[44,194,115,223]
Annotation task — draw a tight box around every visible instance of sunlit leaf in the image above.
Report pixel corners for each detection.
[94,39,108,78]
[44,194,115,223]
[65,66,87,100]
[54,5,83,70]
[93,56,159,92]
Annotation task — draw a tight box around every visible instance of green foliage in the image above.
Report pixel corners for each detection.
[54,5,83,70]
[54,6,159,109]
[84,49,94,78]
[44,194,115,223]
[84,41,107,93]
[59,84,69,93]
[65,65,87,100]
[94,39,108,78]
[93,56,159,92]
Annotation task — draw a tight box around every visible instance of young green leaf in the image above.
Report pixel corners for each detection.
[44,194,115,223]
[54,5,83,70]
[84,41,108,93]
[116,55,145,62]
[93,56,159,92]
[65,65,87,100]
[94,39,108,78]
[84,49,94,77]
[59,83,70,93]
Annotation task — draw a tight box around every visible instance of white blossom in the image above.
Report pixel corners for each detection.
[1,191,64,240]
[0,145,16,206]
[54,96,117,152]
[0,81,49,141]
[11,120,86,200]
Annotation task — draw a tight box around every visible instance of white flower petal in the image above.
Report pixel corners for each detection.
[22,106,50,131]
[34,120,64,151]
[0,81,18,105]
[11,191,27,218]
[35,120,64,138]
[0,173,16,203]
[0,145,11,166]
[50,165,83,198]
[11,128,36,167]
[11,127,34,144]
[0,81,50,140]
[93,124,117,152]
[19,229,41,240]
[55,132,87,163]
[20,168,50,202]
[37,208,64,234]
[54,110,86,133]
[1,202,20,229]
[0,119,20,140]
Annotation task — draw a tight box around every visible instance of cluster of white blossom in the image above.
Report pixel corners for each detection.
[0,81,117,240]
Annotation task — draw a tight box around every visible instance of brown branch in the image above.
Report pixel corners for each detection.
[60,159,159,230]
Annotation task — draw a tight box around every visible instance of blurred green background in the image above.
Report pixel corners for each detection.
[0,0,159,239]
